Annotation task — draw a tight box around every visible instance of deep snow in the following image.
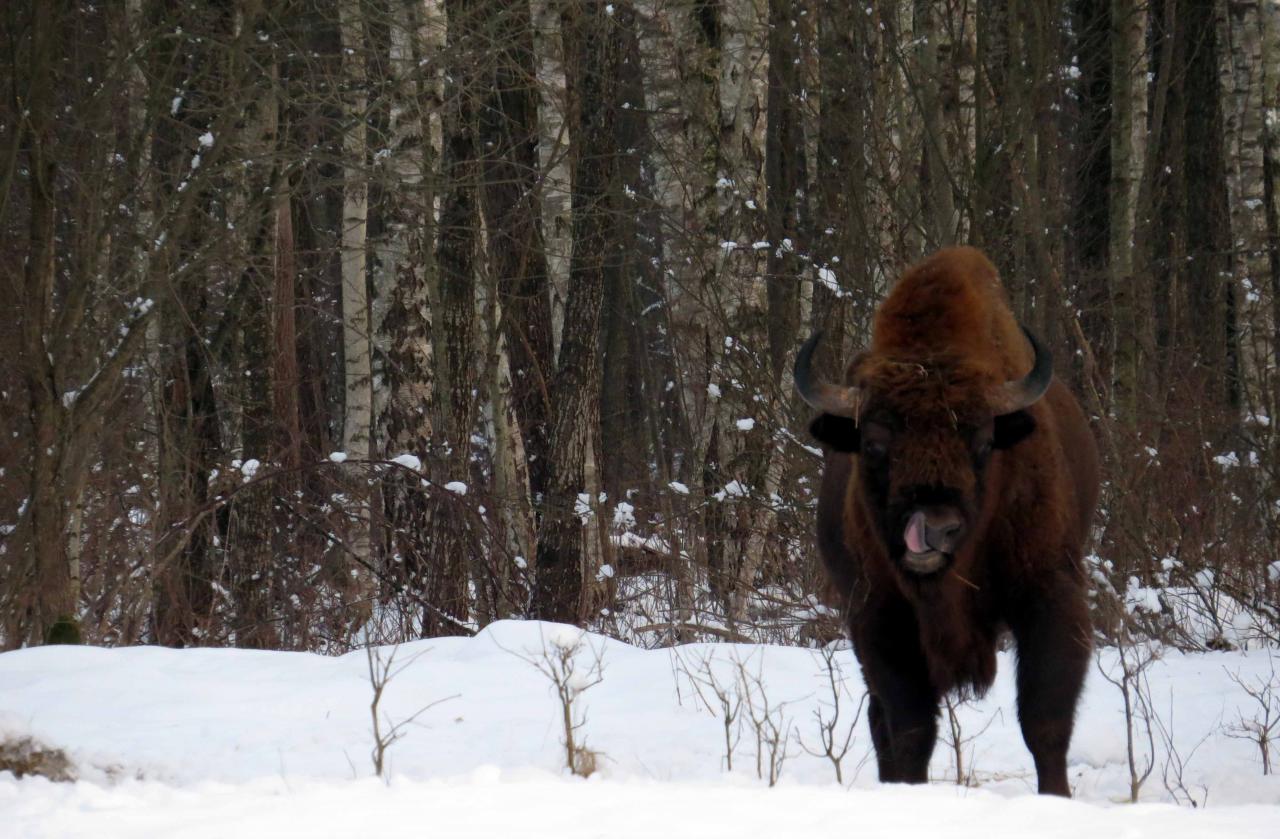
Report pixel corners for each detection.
[2,620,1279,837]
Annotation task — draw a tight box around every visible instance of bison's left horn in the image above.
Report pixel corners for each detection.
[793,331,861,417]
[991,325,1053,413]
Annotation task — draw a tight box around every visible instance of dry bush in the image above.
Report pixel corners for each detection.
[672,648,745,772]
[795,646,866,785]
[518,628,606,777]
[0,735,75,782]
[734,655,793,787]
[939,693,1001,788]
[1224,652,1280,775]
[1152,688,1213,807]
[365,643,456,778]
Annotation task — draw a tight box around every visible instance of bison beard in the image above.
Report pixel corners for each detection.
[797,247,1099,796]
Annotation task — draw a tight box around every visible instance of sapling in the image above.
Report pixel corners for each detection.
[795,646,865,784]
[1096,634,1159,802]
[521,627,606,777]
[1153,687,1212,807]
[939,692,1000,787]
[733,653,793,786]
[1224,652,1280,775]
[672,648,743,771]
[365,643,456,778]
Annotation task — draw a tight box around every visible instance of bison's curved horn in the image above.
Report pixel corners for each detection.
[793,331,861,417]
[991,325,1053,413]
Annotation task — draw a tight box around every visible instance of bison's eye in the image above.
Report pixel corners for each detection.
[861,423,891,461]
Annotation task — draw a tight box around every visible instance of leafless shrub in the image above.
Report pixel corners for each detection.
[1096,636,1160,802]
[672,648,744,771]
[733,653,793,786]
[519,629,606,777]
[1223,652,1280,775]
[795,646,865,784]
[365,643,456,778]
[672,646,796,783]
[939,693,1001,787]
[1152,688,1212,807]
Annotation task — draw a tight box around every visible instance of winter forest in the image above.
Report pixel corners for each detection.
[2,0,1279,657]
[6,0,1280,828]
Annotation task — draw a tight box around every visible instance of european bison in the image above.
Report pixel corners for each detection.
[795,247,1098,796]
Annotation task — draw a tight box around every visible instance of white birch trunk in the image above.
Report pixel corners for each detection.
[340,0,373,572]
[533,0,573,356]
[341,0,373,463]
[1221,0,1272,407]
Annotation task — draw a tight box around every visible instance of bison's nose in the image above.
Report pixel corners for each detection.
[925,513,963,553]
[905,507,965,554]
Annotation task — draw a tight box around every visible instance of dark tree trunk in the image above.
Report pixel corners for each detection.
[150,0,237,647]
[416,0,484,636]
[764,0,807,386]
[974,0,1016,278]
[815,0,875,367]
[1067,0,1113,395]
[474,0,556,505]
[1148,0,1238,410]
[1180,0,1238,408]
[598,0,686,497]
[534,0,625,622]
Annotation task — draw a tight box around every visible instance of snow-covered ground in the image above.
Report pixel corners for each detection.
[2,620,1279,837]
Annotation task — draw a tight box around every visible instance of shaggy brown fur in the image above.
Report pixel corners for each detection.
[806,247,1099,796]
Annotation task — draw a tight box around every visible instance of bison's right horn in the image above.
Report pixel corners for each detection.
[793,331,861,417]
[991,325,1053,413]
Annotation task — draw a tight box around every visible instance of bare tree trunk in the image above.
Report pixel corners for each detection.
[1109,0,1147,420]
[148,2,244,647]
[380,0,447,639]
[477,0,557,506]
[1183,0,1238,409]
[534,0,623,622]
[764,0,806,385]
[815,0,875,359]
[974,0,1014,271]
[1221,0,1273,417]
[19,24,75,640]
[340,0,374,568]
[913,0,958,247]
[598,0,685,498]
[230,33,286,650]
[485,305,536,619]
[1260,0,1280,397]
[410,0,482,636]
[1139,0,1238,414]
[1068,0,1112,393]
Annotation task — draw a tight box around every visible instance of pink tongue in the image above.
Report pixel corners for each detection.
[904,511,929,554]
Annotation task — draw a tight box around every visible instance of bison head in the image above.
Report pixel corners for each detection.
[795,327,1051,577]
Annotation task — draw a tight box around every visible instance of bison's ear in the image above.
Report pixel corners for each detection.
[809,414,860,453]
[993,410,1036,449]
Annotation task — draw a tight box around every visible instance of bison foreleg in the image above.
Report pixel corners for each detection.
[858,607,939,784]
[867,690,937,783]
[1009,588,1091,796]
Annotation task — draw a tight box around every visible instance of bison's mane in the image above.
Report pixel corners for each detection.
[867,246,1031,386]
